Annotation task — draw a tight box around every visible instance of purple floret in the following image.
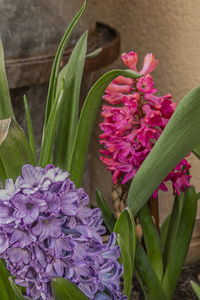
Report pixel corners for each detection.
[0,164,127,300]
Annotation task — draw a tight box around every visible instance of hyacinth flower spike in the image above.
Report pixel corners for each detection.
[0,164,128,300]
[100,51,191,199]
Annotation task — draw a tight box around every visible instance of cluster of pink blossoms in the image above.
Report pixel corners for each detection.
[99,51,191,198]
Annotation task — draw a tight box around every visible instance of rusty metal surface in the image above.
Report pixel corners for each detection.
[5,23,120,89]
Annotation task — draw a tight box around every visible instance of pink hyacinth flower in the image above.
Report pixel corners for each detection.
[99,50,191,197]
[140,53,159,76]
[121,51,139,72]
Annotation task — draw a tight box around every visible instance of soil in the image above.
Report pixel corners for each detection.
[131,262,200,300]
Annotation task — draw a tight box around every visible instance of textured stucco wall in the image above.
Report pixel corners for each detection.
[90,0,200,221]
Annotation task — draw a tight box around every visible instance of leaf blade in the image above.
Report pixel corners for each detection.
[0,118,35,181]
[69,69,142,187]
[127,86,200,213]
[117,234,133,300]
[162,186,197,300]
[44,0,87,128]
[51,277,89,300]
[95,189,116,233]
[54,31,88,170]
[0,39,15,120]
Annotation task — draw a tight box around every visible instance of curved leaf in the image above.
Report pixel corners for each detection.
[127,86,200,213]
[191,281,200,299]
[134,241,167,300]
[69,69,142,187]
[23,95,37,164]
[162,191,185,268]
[51,277,89,300]
[138,203,163,281]
[117,234,132,300]
[39,85,64,167]
[54,31,88,170]
[160,212,171,247]
[0,259,15,299]
[162,186,197,300]
[9,276,26,300]
[114,207,136,267]
[44,0,87,128]
[0,39,15,120]
[95,189,116,233]
[0,118,35,181]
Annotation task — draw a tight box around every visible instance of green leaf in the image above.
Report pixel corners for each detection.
[95,189,116,233]
[23,95,37,164]
[69,69,142,187]
[196,191,200,201]
[160,212,171,247]
[0,39,15,120]
[0,118,35,181]
[0,259,15,299]
[54,31,88,170]
[162,191,185,268]
[162,186,197,300]
[117,234,133,300]
[127,86,200,214]
[114,207,136,268]
[0,157,8,186]
[51,277,89,300]
[138,203,163,281]
[134,241,167,300]
[8,276,26,300]
[86,47,102,58]
[191,281,200,299]
[44,0,87,129]
[39,85,64,167]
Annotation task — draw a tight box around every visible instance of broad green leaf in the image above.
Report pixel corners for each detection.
[51,277,89,300]
[191,281,200,299]
[44,0,87,129]
[117,234,133,300]
[0,39,15,120]
[127,86,200,214]
[95,189,116,233]
[114,207,136,268]
[134,241,167,300]
[0,118,35,181]
[54,31,88,170]
[23,95,37,164]
[9,276,26,300]
[162,191,185,268]
[39,85,64,167]
[69,69,142,187]
[162,186,197,300]
[138,203,163,281]
[0,259,15,299]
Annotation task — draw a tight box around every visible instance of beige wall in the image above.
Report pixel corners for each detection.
[88,0,200,222]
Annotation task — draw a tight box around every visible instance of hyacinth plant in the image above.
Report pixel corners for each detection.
[0,1,143,299]
[1,1,200,300]
[96,50,200,300]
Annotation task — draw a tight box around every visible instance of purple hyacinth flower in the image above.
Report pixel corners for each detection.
[13,194,48,225]
[0,164,126,300]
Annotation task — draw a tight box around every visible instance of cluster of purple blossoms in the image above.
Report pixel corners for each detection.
[0,164,126,300]
[100,51,191,198]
